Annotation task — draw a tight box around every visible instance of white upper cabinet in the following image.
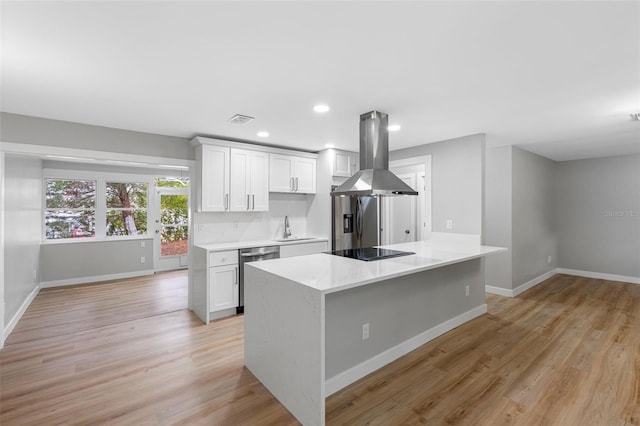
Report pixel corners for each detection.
[199,145,230,212]
[198,144,269,212]
[331,150,359,178]
[269,153,316,194]
[229,148,269,212]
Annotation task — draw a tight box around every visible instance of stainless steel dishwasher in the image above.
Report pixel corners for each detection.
[238,245,280,313]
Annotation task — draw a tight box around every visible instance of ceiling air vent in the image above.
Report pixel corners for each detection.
[228,114,255,125]
[630,112,640,121]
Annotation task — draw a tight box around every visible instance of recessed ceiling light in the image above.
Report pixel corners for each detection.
[314,104,330,113]
[257,131,269,137]
[388,124,401,131]
[325,143,335,148]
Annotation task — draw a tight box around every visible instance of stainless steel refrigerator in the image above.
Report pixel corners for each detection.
[331,187,382,251]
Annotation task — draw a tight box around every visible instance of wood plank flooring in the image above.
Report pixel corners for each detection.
[1,272,638,425]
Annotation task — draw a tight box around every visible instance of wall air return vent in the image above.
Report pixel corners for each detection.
[228,114,255,125]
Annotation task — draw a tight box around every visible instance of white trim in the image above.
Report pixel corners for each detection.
[555,268,640,285]
[192,136,318,159]
[485,285,514,297]
[485,268,640,298]
[512,270,558,296]
[485,270,557,298]
[1,141,193,168]
[325,304,487,396]
[3,285,40,345]
[40,269,154,288]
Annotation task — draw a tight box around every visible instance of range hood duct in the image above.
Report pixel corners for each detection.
[331,111,418,197]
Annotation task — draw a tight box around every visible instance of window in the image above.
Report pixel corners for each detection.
[105,182,148,236]
[45,179,96,239]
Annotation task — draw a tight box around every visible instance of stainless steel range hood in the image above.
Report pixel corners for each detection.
[331,111,418,197]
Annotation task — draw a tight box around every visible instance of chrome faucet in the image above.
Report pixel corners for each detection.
[284,216,292,239]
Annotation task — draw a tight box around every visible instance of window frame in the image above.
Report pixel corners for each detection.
[42,169,155,243]
[44,178,98,240]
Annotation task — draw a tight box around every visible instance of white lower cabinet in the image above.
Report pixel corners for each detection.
[209,264,238,312]
[208,250,239,313]
[280,241,327,258]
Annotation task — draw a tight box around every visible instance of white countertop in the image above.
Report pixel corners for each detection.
[247,240,506,294]
[194,237,328,252]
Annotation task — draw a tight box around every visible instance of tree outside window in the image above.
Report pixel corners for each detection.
[106,182,148,236]
[45,179,96,239]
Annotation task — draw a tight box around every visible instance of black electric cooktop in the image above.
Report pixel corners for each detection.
[330,247,415,262]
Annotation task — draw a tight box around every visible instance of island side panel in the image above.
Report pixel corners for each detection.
[325,258,485,393]
[191,246,208,324]
[244,264,325,426]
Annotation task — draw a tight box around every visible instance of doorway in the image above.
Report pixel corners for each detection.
[154,178,189,272]
[381,156,432,245]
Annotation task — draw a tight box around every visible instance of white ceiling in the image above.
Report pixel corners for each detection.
[2,1,639,161]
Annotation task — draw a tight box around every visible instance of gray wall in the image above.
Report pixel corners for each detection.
[484,146,557,291]
[4,155,42,325]
[325,259,484,378]
[557,154,640,278]
[1,112,193,160]
[484,146,513,289]
[511,147,557,286]
[40,239,154,283]
[391,134,485,235]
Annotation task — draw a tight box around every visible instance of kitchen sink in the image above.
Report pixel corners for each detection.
[273,237,316,242]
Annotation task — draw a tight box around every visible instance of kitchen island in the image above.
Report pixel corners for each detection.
[244,238,506,426]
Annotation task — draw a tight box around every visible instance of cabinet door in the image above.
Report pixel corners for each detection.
[269,154,295,192]
[249,151,269,211]
[209,264,239,312]
[333,151,357,177]
[229,148,251,211]
[201,145,230,212]
[294,157,316,194]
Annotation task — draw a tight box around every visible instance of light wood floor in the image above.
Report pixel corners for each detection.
[1,272,638,425]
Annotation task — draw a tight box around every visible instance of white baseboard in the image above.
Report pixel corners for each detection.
[40,270,155,288]
[512,270,558,296]
[555,268,640,285]
[485,285,514,297]
[3,284,40,344]
[324,304,488,396]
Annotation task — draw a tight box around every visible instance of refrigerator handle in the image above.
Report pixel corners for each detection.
[356,197,363,242]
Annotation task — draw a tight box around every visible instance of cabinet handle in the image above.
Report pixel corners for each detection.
[290,177,294,192]
[295,177,299,192]
[252,194,255,210]
[247,194,250,210]
[225,194,229,210]
[235,266,238,285]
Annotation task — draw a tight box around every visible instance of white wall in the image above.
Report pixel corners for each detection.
[557,154,640,279]
[4,155,42,328]
[391,134,485,236]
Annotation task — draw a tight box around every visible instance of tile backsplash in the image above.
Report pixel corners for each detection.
[193,193,312,245]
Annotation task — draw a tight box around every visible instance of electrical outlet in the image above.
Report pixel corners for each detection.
[446,219,453,230]
[33,269,38,282]
[140,241,146,248]
[140,256,146,264]
[362,323,370,340]
[547,256,552,264]
[465,285,470,297]
[233,222,239,229]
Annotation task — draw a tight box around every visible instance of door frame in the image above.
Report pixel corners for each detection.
[389,156,432,240]
[153,186,190,272]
